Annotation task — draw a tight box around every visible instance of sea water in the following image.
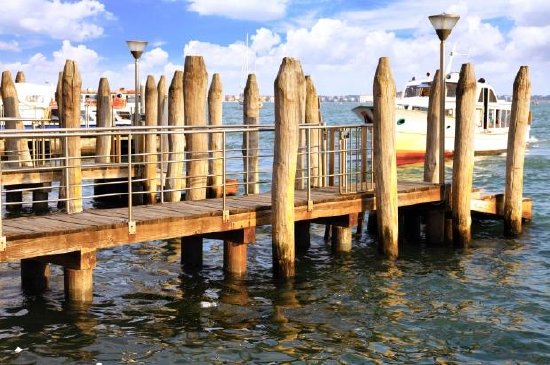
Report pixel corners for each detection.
[0,103,548,364]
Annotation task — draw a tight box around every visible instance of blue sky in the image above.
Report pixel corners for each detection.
[1,0,549,95]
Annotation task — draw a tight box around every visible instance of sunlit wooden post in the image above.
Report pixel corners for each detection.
[208,73,224,198]
[96,77,112,164]
[182,56,208,269]
[272,57,305,279]
[15,71,25,83]
[504,66,531,236]
[243,74,260,194]
[373,57,398,259]
[451,63,476,246]
[61,60,82,213]
[144,75,158,204]
[165,70,185,202]
[158,75,168,182]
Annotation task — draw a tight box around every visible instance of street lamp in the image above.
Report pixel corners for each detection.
[429,13,459,184]
[126,40,148,127]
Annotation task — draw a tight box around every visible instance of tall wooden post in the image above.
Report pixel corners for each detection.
[165,70,185,202]
[184,55,208,201]
[61,60,82,213]
[272,57,305,279]
[158,75,168,178]
[96,77,112,164]
[56,72,64,126]
[208,73,224,198]
[373,57,398,259]
[424,70,445,243]
[504,66,531,236]
[182,56,208,270]
[243,74,260,195]
[144,75,158,204]
[305,75,321,187]
[452,63,476,246]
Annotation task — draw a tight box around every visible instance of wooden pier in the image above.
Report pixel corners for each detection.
[0,57,532,303]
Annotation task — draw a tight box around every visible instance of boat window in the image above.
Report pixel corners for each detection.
[446,83,457,97]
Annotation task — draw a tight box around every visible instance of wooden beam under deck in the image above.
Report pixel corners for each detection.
[0,182,443,262]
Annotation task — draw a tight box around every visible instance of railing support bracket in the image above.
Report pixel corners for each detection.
[307,200,314,212]
[0,236,6,252]
[223,210,230,223]
[128,221,136,235]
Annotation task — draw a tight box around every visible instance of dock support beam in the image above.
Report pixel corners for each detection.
[21,259,50,293]
[181,237,203,271]
[61,249,96,302]
[331,214,356,253]
[223,227,255,278]
[295,221,311,254]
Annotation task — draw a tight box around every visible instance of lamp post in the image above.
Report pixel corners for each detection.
[126,40,148,127]
[429,13,459,184]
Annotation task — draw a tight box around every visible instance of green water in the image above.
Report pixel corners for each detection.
[0,103,548,364]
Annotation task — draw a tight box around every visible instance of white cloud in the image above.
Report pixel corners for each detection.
[0,0,112,42]
[0,40,20,52]
[187,0,288,21]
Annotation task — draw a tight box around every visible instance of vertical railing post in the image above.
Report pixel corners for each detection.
[128,132,135,234]
[222,131,228,222]
[306,127,312,211]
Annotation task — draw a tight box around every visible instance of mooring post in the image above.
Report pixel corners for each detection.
[208,73,224,198]
[452,63,477,246]
[96,78,112,164]
[158,75,168,182]
[63,249,96,302]
[373,57,398,259]
[165,70,185,202]
[1,71,33,212]
[182,56,208,269]
[144,75,158,204]
[223,227,255,279]
[21,259,50,294]
[61,60,82,213]
[243,74,260,195]
[15,70,25,83]
[504,66,531,236]
[423,69,446,243]
[272,57,305,279]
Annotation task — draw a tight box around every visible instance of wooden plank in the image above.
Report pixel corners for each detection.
[471,194,532,220]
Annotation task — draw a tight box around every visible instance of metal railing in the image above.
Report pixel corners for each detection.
[0,120,373,244]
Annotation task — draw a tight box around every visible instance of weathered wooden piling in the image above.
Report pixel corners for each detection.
[15,71,25,83]
[504,66,531,236]
[272,57,305,278]
[165,70,185,202]
[56,72,64,126]
[96,77,112,164]
[63,249,96,302]
[61,60,82,213]
[184,55,209,201]
[452,63,476,246]
[182,56,208,269]
[243,74,260,194]
[158,75,168,176]
[373,57,398,259]
[208,73,224,198]
[144,75,158,204]
[305,75,321,187]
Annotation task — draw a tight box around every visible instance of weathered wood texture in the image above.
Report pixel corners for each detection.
[243,74,260,194]
[305,75,321,187]
[373,57,398,259]
[424,69,441,183]
[61,60,82,213]
[96,77,112,164]
[144,75,158,204]
[223,227,255,278]
[208,73,224,198]
[184,56,209,201]
[165,70,185,202]
[1,71,32,167]
[55,72,64,126]
[504,66,531,236]
[272,57,305,278]
[158,75,168,176]
[452,63,477,246]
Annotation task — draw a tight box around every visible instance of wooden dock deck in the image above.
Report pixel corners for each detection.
[0,181,442,262]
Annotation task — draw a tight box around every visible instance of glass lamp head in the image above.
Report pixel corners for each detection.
[429,13,460,41]
[126,40,148,60]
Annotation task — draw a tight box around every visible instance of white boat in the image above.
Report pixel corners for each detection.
[80,89,133,127]
[353,71,527,165]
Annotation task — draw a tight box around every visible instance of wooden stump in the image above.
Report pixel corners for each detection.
[165,70,185,202]
[504,66,531,236]
[272,57,305,279]
[208,73,224,198]
[373,57,398,259]
[452,63,477,246]
[243,74,260,194]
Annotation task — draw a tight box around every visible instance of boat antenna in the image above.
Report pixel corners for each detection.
[445,42,470,75]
